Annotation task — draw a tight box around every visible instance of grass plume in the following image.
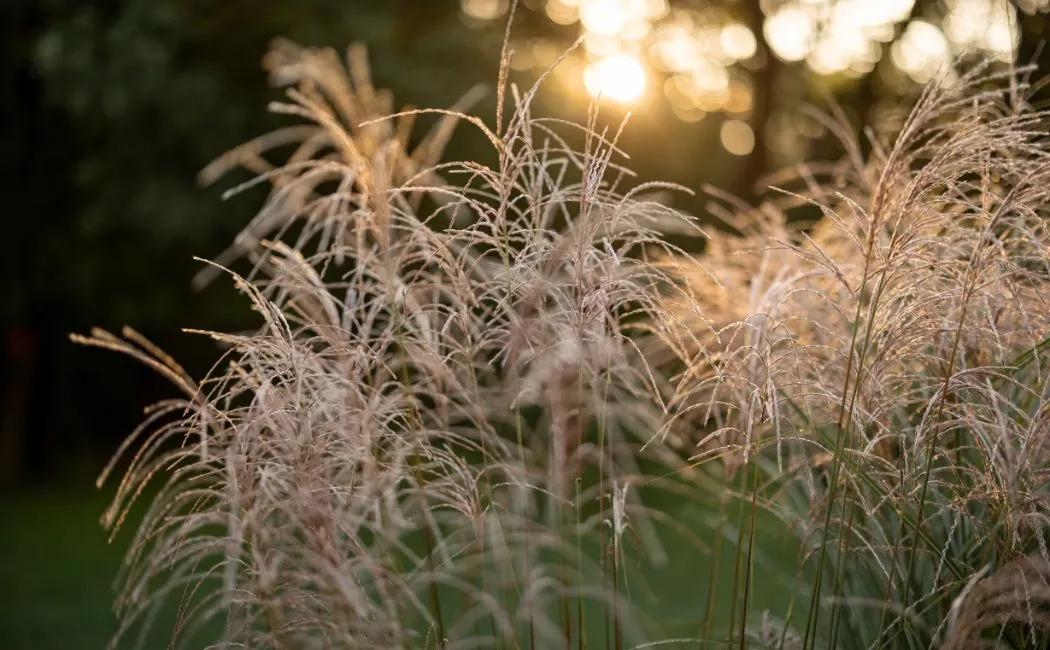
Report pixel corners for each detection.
[75,29,1050,650]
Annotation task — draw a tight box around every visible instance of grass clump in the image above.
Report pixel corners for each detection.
[664,61,1050,648]
[76,35,696,650]
[75,24,1050,650]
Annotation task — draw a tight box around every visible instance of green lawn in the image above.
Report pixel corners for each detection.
[0,479,216,650]
[0,479,798,649]
[0,484,133,650]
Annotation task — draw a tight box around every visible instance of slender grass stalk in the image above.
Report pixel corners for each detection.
[738,461,760,650]
[727,479,750,647]
[575,476,585,650]
[701,471,729,650]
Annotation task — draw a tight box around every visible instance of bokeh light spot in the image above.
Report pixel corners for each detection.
[720,119,755,156]
[461,0,508,21]
[580,0,627,35]
[764,7,814,62]
[720,23,757,61]
[891,20,953,84]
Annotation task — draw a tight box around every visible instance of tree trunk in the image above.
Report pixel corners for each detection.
[1014,3,1050,104]
[738,0,780,203]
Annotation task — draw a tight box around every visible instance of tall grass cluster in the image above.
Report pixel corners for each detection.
[75,28,1050,650]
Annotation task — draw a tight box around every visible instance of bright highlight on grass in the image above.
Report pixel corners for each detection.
[583,53,646,102]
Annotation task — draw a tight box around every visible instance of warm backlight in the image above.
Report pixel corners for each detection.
[583,53,646,103]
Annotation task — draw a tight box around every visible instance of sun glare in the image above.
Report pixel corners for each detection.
[584,53,647,102]
[462,0,1037,149]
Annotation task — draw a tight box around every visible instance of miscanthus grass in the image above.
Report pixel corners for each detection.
[75,24,1050,650]
[661,60,1050,648]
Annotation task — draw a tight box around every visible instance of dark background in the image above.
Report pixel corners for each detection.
[0,0,1047,647]
[0,0,504,486]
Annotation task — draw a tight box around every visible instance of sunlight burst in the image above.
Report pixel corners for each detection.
[584,53,647,102]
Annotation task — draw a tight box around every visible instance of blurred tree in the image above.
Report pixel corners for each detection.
[2,0,495,483]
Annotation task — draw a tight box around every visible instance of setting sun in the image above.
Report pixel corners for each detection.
[583,53,647,102]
